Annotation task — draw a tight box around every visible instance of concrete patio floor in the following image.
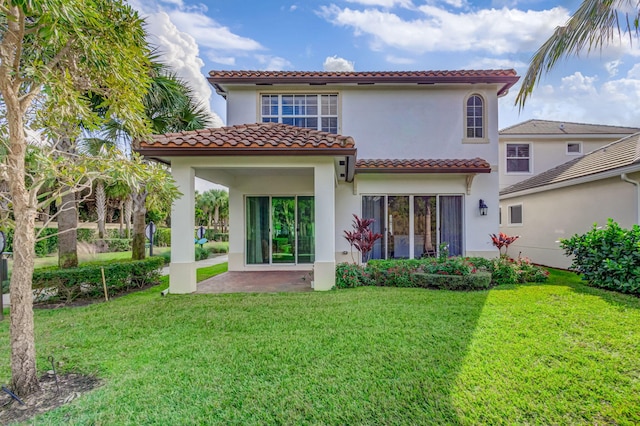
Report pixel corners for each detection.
[196,270,313,294]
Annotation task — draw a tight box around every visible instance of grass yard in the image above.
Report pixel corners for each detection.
[0,268,639,424]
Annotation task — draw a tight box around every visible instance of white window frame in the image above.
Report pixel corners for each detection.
[260,93,339,134]
[462,93,489,144]
[505,143,532,174]
[507,203,523,226]
[566,142,582,155]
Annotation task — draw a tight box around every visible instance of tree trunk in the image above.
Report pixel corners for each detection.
[119,200,124,237]
[96,181,106,239]
[57,137,78,269]
[131,190,147,260]
[124,196,133,239]
[58,190,78,268]
[213,206,219,233]
[5,98,39,396]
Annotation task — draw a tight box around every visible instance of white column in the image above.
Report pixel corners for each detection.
[170,161,196,293]
[227,187,244,271]
[314,161,336,290]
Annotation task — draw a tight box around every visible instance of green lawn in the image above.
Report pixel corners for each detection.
[1,268,639,424]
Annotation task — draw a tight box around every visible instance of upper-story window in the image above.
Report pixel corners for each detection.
[506,143,531,173]
[261,94,338,134]
[567,142,582,155]
[463,94,488,143]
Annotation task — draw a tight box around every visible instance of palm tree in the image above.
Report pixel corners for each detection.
[82,60,212,259]
[516,0,640,107]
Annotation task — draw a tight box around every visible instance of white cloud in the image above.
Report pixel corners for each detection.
[290,4,298,11]
[255,55,293,71]
[385,55,415,64]
[346,0,413,7]
[320,5,569,54]
[207,54,236,66]
[464,57,527,70]
[500,71,640,129]
[559,72,598,95]
[605,60,622,77]
[323,55,356,71]
[627,64,640,79]
[144,12,223,127]
[166,9,262,52]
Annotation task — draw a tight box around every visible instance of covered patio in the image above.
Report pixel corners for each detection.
[196,271,313,294]
[136,123,356,294]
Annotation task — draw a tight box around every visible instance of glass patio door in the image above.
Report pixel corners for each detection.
[272,197,296,264]
[246,196,314,265]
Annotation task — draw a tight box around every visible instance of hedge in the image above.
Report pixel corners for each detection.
[3,227,96,257]
[32,257,165,303]
[413,271,492,290]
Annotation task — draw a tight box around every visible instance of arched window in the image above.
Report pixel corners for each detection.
[465,94,484,139]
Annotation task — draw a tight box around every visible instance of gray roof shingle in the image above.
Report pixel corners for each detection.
[500,119,640,135]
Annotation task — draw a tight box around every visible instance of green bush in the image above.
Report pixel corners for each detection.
[77,228,96,243]
[210,243,229,254]
[31,257,164,303]
[560,219,640,294]
[105,238,132,252]
[155,228,171,247]
[195,246,211,261]
[413,271,492,290]
[336,263,371,288]
[489,256,549,285]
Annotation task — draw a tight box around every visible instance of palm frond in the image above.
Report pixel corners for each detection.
[516,0,640,108]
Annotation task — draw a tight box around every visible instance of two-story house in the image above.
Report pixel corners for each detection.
[499,119,640,190]
[137,70,519,293]
[498,120,640,268]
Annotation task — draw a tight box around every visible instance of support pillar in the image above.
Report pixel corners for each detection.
[170,161,196,293]
[314,161,336,290]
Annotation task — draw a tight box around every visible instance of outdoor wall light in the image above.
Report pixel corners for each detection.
[479,199,488,216]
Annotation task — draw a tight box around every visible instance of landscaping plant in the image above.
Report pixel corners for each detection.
[343,214,383,263]
[560,219,640,294]
[490,232,520,256]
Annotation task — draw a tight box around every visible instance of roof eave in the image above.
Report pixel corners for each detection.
[135,147,357,157]
[356,167,491,174]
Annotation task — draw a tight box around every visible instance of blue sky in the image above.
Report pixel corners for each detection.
[130,0,640,130]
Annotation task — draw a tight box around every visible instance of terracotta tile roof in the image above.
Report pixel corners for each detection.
[501,132,640,196]
[356,158,491,173]
[136,123,356,155]
[209,70,518,79]
[208,69,519,96]
[500,119,640,135]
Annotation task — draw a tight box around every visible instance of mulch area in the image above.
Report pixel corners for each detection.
[0,372,100,425]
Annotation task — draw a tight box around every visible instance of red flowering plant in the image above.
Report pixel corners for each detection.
[344,214,383,263]
[490,232,520,256]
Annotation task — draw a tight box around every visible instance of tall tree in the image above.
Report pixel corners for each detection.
[0,0,151,396]
[516,0,640,107]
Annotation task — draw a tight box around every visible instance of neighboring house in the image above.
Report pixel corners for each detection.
[499,119,640,190]
[137,70,519,293]
[499,133,640,269]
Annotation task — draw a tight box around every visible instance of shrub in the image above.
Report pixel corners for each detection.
[159,251,171,265]
[195,246,211,261]
[489,256,549,285]
[210,243,229,254]
[335,263,370,288]
[155,227,171,247]
[560,219,640,294]
[77,228,96,243]
[32,257,164,302]
[105,238,132,252]
[413,271,492,290]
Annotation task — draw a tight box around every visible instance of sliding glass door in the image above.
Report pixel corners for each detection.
[362,194,463,260]
[246,196,314,265]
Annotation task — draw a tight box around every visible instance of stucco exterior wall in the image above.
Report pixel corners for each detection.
[499,174,639,269]
[225,84,500,164]
[499,136,621,189]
